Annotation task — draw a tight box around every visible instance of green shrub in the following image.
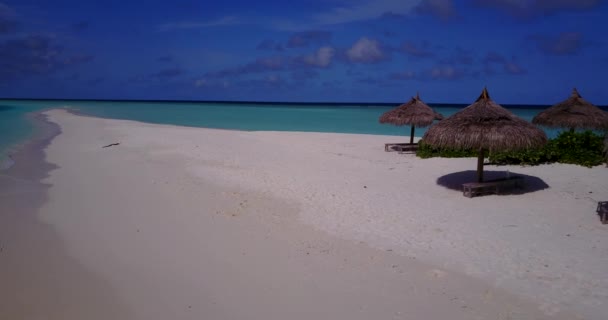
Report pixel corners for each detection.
[550,130,605,167]
[488,142,559,166]
[490,149,539,166]
[417,131,606,167]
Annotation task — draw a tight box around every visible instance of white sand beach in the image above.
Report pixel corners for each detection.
[1,109,607,319]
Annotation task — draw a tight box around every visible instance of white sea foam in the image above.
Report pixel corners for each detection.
[0,153,14,170]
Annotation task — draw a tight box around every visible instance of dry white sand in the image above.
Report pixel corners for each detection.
[3,109,607,319]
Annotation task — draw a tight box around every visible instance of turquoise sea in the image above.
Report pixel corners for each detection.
[0,99,600,168]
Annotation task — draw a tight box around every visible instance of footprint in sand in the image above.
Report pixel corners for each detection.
[539,301,561,316]
[427,268,447,279]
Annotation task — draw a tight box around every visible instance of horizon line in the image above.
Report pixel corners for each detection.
[0,97,566,108]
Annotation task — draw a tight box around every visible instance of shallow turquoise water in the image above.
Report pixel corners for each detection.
[0,99,580,167]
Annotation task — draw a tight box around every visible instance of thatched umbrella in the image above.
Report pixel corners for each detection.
[422,88,547,182]
[532,88,608,131]
[379,93,444,144]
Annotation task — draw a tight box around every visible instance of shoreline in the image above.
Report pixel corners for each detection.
[2,109,606,319]
[0,100,589,154]
[0,111,61,174]
[0,111,132,319]
[0,109,62,171]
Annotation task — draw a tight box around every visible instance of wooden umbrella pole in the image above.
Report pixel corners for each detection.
[477,148,485,182]
[410,125,415,144]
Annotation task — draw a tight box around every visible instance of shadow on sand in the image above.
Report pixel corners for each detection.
[436,170,550,195]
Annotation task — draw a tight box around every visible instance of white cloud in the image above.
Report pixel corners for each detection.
[346,37,387,63]
[256,57,284,69]
[302,46,335,67]
[195,79,208,87]
[473,0,601,17]
[313,0,421,25]
[390,70,417,80]
[159,16,241,32]
[431,66,453,77]
[415,0,458,20]
[164,0,422,32]
[265,74,283,84]
[0,3,15,17]
[503,61,525,74]
[194,78,229,88]
[158,1,429,33]
[0,2,18,34]
[429,65,464,79]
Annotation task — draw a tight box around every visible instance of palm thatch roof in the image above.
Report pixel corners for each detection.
[379,93,443,127]
[422,88,548,183]
[532,88,608,130]
[422,88,547,152]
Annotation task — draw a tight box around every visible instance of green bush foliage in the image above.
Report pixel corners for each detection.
[488,146,557,166]
[416,130,606,167]
[549,130,605,167]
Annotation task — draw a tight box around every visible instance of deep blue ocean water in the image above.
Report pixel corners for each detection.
[1,99,600,168]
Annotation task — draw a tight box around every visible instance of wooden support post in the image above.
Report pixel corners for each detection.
[409,125,415,144]
[477,148,485,183]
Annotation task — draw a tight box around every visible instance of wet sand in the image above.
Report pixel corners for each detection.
[0,112,131,319]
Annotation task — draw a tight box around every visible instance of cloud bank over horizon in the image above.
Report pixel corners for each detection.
[0,0,606,105]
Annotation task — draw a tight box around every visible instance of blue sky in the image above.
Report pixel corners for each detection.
[0,0,606,104]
